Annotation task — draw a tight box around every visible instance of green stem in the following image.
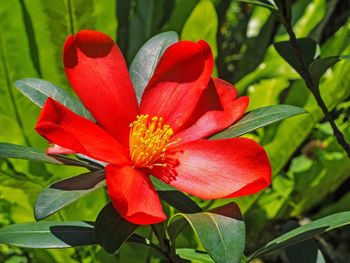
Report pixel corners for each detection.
[279,4,350,158]
[151,224,182,263]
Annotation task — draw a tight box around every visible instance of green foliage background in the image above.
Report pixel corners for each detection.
[0,0,349,262]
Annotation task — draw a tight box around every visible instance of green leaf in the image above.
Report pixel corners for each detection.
[35,171,105,220]
[127,0,172,63]
[168,203,245,263]
[309,56,341,86]
[0,142,62,164]
[282,221,326,263]
[0,221,95,248]
[129,31,179,103]
[249,211,350,260]
[274,38,317,75]
[14,78,93,120]
[95,203,138,253]
[176,248,214,263]
[212,105,307,139]
[151,177,202,213]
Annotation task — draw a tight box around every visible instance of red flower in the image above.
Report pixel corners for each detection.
[35,30,271,225]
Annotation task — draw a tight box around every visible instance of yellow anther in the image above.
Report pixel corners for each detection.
[129,115,174,168]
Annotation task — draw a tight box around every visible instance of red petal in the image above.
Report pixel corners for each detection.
[139,40,214,133]
[63,30,138,146]
[173,78,249,144]
[152,138,271,199]
[35,98,129,165]
[106,165,166,225]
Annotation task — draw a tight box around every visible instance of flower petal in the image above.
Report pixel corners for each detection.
[152,138,271,199]
[106,165,166,225]
[35,98,129,165]
[139,40,214,132]
[63,30,138,146]
[173,78,249,144]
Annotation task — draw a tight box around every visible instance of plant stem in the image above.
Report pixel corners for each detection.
[151,224,182,263]
[279,5,350,158]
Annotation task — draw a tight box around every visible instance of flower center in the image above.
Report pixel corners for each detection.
[129,114,174,168]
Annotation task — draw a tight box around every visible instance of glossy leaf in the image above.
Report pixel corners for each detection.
[14,78,93,120]
[168,203,245,263]
[0,221,95,248]
[129,31,179,103]
[282,221,326,263]
[0,142,62,164]
[95,203,138,253]
[249,211,350,260]
[35,171,105,220]
[212,105,307,139]
[151,177,202,213]
[274,38,317,75]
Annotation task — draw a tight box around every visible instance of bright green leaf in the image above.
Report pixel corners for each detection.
[0,221,95,248]
[239,0,278,11]
[95,203,138,253]
[129,31,179,103]
[212,105,307,139]
[35,171,105,220]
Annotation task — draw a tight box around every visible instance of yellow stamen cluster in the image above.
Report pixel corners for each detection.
[129,115,174,168]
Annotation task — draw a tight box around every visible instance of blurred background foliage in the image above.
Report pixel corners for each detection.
[0,0,349,262]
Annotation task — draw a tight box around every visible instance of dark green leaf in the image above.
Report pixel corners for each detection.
[274,38,317,75]
[35,171,105,220]
[0,142,62,164]
[0,142,102,170]
[212,105,307,139]
[249,211,350,260]
[239,0,278,11]
[176,248,214,263]
[0,221,95,248]
[129,31,179,103]
[282,221,326,263]
[309,56,341,86]
[14,78,93,120]
[168,203,245,263]
[95,203,138,253]
[151,177,202,213]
